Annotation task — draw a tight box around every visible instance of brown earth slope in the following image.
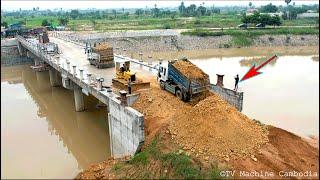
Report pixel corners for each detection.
[169,94,269,161]
[230,126,319,179]
[77,77,318,179]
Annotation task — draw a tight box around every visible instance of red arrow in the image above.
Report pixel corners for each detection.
[241,55,278,81]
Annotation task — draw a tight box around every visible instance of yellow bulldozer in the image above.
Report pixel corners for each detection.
[112,59,150,92]
[115,60,136,81]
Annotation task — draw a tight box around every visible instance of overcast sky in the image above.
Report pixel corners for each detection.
[1,0,319,11]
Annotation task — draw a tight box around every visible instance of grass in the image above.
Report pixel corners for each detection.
[182,27,319,37]
[232,35,253,46]
[115,136,227,179]
[129,151,149,165]
[161,152,202,179]
[181,27,319,47]
[3,14,318,31]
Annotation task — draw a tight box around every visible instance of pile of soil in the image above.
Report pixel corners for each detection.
[132,81,191,144]
[169,93,269,161]
[93,42,114,62]
[172,59,209,84]
[230,126,319,179]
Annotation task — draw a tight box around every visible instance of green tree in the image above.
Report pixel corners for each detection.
[58,17,69,26]
[249,2,253,8]
[70,9,80,19]
[178,2,186,15]
[185,4,197,17]
[197,5,207,16]
[260,3,278,13]
[270,15,282,27]
[152,4,160,17]
[1,21,8,28]
[112,9,117,18]
[41,19,51,26]
[135,9,144,16]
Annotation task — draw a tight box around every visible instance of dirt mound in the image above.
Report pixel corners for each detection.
[172,59,209,82]
[230,126,319,179]
[132,84,191,144]
[169,93,269,161]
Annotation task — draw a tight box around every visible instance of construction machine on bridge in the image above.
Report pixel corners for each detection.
[85,42,115,69]
[112,59,150,92]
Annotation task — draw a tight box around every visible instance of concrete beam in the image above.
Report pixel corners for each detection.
[73,84,85,112]
[49,67,60,87]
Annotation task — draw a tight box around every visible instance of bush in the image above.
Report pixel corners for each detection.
[194,19,201,25]
[41,19,51,26]
[268,36,274,41]
[232,35,253,47]
[163,24,171,29]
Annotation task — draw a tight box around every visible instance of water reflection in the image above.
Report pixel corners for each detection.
[1,65,110,178]
[191,55,319,137]
[239,56,277,67]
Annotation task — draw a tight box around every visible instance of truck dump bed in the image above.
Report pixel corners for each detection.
[169,59,210,95]
[92,42,114,62]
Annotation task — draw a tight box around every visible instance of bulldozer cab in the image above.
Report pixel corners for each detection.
[115,60,136,81]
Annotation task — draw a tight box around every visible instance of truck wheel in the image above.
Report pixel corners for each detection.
[160,81,165,90]
[175,89,183,100]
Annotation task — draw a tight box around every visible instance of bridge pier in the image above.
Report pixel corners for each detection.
[49,67,61,87]
[26,50,30,58]
[73,84,85,112]
[34,58,40,66]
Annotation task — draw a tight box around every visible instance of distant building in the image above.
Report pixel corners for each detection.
[297,12,319,18]
[261,12,283,17]
[8,23,22,31]
[1,26,6,36]
[56,26,66,31]
[307,10,317,13]
[246,11,283,17]
[246,8,258,14]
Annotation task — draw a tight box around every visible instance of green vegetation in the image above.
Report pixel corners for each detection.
[1,3,318,31]
[232,35,253,46]
[183,27,319,36]
[182,27,319,47]
[241,12,282,26]
[115,136,227,179]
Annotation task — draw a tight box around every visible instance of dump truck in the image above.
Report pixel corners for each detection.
[85,42,115,69]
[157,58,210,101]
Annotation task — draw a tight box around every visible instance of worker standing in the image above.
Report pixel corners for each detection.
[128,78,132,94]
[234,74,239,91]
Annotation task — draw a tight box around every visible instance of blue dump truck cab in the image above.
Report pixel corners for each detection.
[157,59,210,102]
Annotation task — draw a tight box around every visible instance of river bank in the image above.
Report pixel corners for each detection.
[70,30,319,54]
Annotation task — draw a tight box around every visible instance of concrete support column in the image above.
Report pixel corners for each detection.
[34,58,40,66]
[56,73,62,86]
[17,42,22,56]
[73,84,85,112]
[49,67,60,87]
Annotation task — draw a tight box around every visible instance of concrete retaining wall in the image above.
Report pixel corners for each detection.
[210,84,244,112]
[108,96,144,158]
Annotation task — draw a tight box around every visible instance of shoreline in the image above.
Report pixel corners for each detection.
[72,33,319,55]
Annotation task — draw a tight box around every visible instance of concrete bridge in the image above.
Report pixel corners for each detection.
[12,32,244,158]
[15,34,147,158]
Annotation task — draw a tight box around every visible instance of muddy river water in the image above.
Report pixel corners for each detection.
[1,47,319,178]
